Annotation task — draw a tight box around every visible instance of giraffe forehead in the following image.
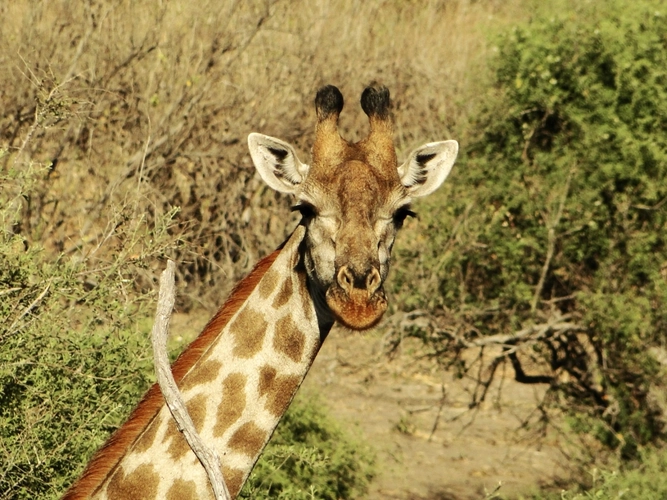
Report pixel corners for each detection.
[305,160,403,213]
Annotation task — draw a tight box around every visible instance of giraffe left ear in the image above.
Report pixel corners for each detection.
[397,140,459,198]
[248,133,310,194]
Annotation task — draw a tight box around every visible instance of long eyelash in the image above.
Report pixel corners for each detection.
[291,203,317,218]
[394,206,417,221]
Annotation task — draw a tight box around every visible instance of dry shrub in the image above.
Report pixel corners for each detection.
[1,0,525,308]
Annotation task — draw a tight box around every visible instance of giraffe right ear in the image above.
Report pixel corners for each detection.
[398,140,459,198]
[248,133,310,194]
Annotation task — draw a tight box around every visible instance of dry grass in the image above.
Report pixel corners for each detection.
[1,0,528,308]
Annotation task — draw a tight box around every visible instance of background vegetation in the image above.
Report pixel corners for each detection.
[2,0,666,498]
[392,0,667,465]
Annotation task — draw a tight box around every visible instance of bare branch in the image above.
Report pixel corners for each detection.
[151,260,231,500]
[531,167,573,314]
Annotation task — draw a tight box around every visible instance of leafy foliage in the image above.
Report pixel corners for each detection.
[241,393,375,499]
[527,447,667,499]
[393,0,667,457]
[0,241,155,498]
[0,160,174,498]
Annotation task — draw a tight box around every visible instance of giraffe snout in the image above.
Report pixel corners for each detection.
[336,265,382,296]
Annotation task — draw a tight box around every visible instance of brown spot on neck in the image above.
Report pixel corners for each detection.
[213,372,247,437]
[230,306,268,358]
[179,358,222,392]
[107,464,159,500]
[258,365,277,394]
[166,478,197,500]
[223,466,245,498]
[257,365,302,417]
[258,268,280,299]
[273,315,306,363]
[227,421,268,458]
[271,274,293,309]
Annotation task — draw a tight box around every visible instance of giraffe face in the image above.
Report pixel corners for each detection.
[293,160,409,330]
[248,85,458,330]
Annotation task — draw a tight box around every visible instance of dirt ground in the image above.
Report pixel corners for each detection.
[171,314,568,499]
[302,326,568,500]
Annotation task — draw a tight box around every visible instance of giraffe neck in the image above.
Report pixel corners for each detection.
[63,226,332,499]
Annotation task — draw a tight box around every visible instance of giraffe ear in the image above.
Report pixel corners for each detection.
[248,133,310,194]
[397,140,459,197]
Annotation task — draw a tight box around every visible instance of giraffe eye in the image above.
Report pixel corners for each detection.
[393,206,417,227]
[291,202,318,219]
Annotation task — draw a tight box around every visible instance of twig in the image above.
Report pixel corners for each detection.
[3,281,51,341]
[135,114,151,208]
[151,260,231,500]
[428,383,447,442]
[530,168,573,314]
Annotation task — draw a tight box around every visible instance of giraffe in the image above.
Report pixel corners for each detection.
[62,84,458,499]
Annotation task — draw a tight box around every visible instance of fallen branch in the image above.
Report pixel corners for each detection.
[151,260,231,500]
[462,319,583,349]
[396,310,582,350]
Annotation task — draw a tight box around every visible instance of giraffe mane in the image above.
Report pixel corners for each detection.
[61,246,283,500]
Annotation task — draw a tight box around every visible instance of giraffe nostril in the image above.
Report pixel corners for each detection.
[337,266,354,293]
[337,265,382,295]
[366,268,381,294]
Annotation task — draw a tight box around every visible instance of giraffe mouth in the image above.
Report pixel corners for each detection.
[325,284,388,330]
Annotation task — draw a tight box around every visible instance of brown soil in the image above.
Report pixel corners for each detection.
[302,326,567,500]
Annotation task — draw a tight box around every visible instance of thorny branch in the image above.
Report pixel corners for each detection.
[151,260,231,500]
[1,281,52,342]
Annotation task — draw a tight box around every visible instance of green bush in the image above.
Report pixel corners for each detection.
[241,393,375,499]
[527,446,667,499]
[393,0,667,457]
[0,240,156,499]
[0,159,170,498]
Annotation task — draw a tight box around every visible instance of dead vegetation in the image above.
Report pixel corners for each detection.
[1,0,525,308]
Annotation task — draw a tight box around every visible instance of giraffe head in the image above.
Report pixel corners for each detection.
[248,84,458,330]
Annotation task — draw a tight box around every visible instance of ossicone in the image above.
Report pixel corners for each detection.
[360,84,391,119]
[315,85,344,121]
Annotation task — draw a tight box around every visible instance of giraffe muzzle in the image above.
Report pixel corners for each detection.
[325,265,388,330]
